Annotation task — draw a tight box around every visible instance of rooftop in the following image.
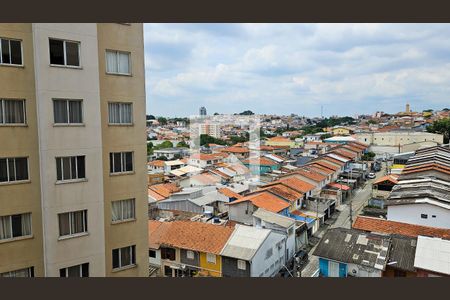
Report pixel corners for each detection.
[414,236,450,275]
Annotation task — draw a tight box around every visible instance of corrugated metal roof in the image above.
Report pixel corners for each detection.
[220,224,271,260]
[414,236,450,275]
[253,208,295,229]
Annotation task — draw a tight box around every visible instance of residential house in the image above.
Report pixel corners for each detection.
[227,192,290,225]
[243,156,281,175]
[386,178,450,229]
[314,228,390,277]
[187,153,227,168]
[220,224,287,277]
[153,147,189,160]
[148,220,234,277]
[265,136,296,148]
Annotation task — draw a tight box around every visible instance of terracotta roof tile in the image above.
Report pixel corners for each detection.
[148,160,165,167]
[353,216,450,239]
[243,157,279,166]
[227,191,290,213]
[263,177,315,194]
[259,184,303,202]
[149,183,181,199]
[218,187,243,199]
[148,221,235,254]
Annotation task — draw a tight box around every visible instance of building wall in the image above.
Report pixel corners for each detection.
[97,23,148,277]
[180,249,200,267]
[356,132,443,147]
[387,203,450,229]
[250,231,286,277]
[221,256,251,277]
[228,202,255,225]
[0,23,44,276]
[32,23,106,276]
[199,252,222,277]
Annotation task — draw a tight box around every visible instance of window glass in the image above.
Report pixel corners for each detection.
[1,39,10,64]
[112,249,120,269]
[49,39,64,65]
[53,100,68,123]
[65,42,79,66]
[69,100,82,123]
[4,100,25,124]
[77,156,85,179]
[10,40,22,65]
[106,50,118,73]
[0,159,7,182]
[14,157,28,181]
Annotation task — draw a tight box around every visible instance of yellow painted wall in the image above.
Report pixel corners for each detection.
[266,141,296,148]
[199,252,222,277]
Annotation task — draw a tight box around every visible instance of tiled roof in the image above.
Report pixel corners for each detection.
[243,157,279,166]
[307,164,335,175]
[267,136,292,142]
[331,148,357,159]
[311,160,340,171]
[148,221,235,254]
[260,184,303,202]
[148,160,165,167]
[148,220,173,249]
[290,167,327,182]
[264,177,315,194]
[227,191,290,213]
[373,175,399,185]
[148,183,181,199]
[322,156,346,166]
[218,187,243,199]
[189,153,226,161]
[220,146,249,153]
[353,216,450,239]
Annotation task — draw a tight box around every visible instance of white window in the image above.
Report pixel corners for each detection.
[111,199,135,222]
[109,152,133,174]
[0,213,32,240]
[206,253,216,264]
[106,50,131,75]
[56,156,85,181]
[0,267,34,277]
[0,99,26,125]
[58,210,87,237]
[112,245,136,269]
[0,38,22,66]
[0,157,29,183]
[237,260,246,270]
[186,250,194,260]
[53,99,83,124]
[108,102,133,124]
[49,38,80,67]
[59,263,89,277]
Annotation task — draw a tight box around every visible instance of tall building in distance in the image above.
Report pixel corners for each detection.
[199,106,207,116]
[0,23,148,277]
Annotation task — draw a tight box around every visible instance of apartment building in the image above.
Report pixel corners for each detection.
[0,23,147,277]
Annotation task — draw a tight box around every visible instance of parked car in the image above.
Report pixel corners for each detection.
[367,172,376,179]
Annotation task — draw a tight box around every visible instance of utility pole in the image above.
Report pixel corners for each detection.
[349,166,353,228]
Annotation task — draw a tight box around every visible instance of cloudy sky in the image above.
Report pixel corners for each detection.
[144,24,450,117]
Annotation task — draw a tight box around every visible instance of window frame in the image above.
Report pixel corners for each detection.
[105,49,131,76]
[0,213,32,242]
[0,37,23,67]
[55,155,86,183]
[111,198,136,223]
[0,99,27,126]
[0,267,34,278]
[52,98,84,126]
[186,250,195,260]
[237,259,246,270]
[112,245,136,270]
[0,156,30,184]
[206,253,216,264]
[109,151,134,175]
[107,102,133,125]
[59,263,89,277]
[48,38,81,68]
[57,210,88,239]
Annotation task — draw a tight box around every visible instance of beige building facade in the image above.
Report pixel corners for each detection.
[0,23,148,277]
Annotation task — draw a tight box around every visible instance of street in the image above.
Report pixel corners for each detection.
[300,164,386,277]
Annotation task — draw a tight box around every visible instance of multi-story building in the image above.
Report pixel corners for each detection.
[0,23,148,277]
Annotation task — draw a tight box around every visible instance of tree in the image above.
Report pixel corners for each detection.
[146,115,156,120]
[157,117,167,125]
[176,140,189,148]
[427,118,450,143]
[362,151,376,161]
[147,142,153,156]
[156,141,174,149]
[200,134,227,146]
[320,133,333,140]
[173,154,182,160]
[213,112,220,116]
[367,119,378,125]
[239,110,255,115]
[158,155,168,161]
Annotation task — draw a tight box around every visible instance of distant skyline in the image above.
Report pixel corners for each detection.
[144,24,450,117]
